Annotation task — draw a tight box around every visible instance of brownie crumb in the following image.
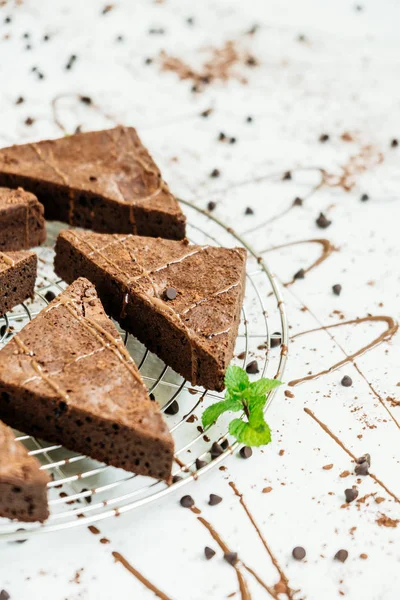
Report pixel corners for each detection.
[207,201,216,212]
[201,108,213,118]
[292,546,306,560]
[360,193,369,202]
[204,546,215,560]
[245,207,254,215]
[319,133,330,143]
[391,139,398,148]
[25,117,34,126]
[283,170,292,180]
[210,168,220,178]
[80,95,92,105]
[293,197,303,206]
[16,97,24,105]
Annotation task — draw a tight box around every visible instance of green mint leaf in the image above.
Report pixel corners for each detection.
[224,365,249,396]
[202,398,242,429]
[229,415,272,447]
[249,378,282,398]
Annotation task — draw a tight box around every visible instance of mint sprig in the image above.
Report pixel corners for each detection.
[201,366,282,447]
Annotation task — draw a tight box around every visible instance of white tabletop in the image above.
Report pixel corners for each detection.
[0,1,399,599]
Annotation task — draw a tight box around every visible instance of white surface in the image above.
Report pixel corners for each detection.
[0,1,399,599]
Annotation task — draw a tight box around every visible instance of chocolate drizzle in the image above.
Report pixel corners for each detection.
[112,552,172,600]
[289,315,398,387]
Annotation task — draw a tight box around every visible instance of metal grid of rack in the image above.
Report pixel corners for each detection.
[0,199,288,542]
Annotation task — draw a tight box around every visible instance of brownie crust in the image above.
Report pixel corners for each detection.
[0,187,46,251]
[0,250,37,317]
[0,127,186,239]
[55,232,246,391]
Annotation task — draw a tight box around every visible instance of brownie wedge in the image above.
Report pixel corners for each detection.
[0,126,186,239]
[55,231,246,391]
[0,419,50,522]
[0,278,174,481]
[0,250,37,317]
[0,187,46,251]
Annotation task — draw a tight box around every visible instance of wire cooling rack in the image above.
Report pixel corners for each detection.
[0,199,288,542]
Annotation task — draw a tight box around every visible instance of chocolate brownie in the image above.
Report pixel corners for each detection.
[0,187,46,251]
[0,126,186,239]
[0,278,174,481]
[55,232,246,391]
[0,251,37,317]
[0,418,50,522]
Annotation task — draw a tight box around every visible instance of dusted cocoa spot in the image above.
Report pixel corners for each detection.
[204,546,216,560]
[224,551,238,565]
[292,546,306,560]
[316,213,331,229]
[246,360,259,374]
[239,446,252,459]
[180,495,194,508]
[334,549,348,563]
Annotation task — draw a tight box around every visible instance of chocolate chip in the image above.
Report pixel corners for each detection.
[345,487,358,503]
[246,360,259,374]
[334,549,348,563]
[201,108,212,118]
[360,193,369,202]
[196,458,207,470]
[10,528,27,544]
[294,268,305,280]
[0,590,10,600]
[270,332,282,348]
[332,284,342,296]
[25,117,34,126]
[80,95,92,105]
[204,546,216,560]
[221,439,229,450]
[391,139,398,148]
[45,291,56,303]
[283,170,292,180]
[218,132,226,141]
[207,201,216,211]
[239,446,252,459]
[319,133,329,143]
[43,34,50,41]
[224,552,238,565]
[210,168,220,178]
[180,495,194,508]
[210,442,224,459]
[356,453,371,466]
[4,16,11,23]
[66,54,77,70]
[229,137,236,144]
[316,212,331,229]
[293,197,303,206]
[149,393,155,401]
[292,546,306,560]
[341,375,352,387]
[16,96,24,105]
[165,400,179,415]
[165,287,177,301]
[245,207,254,215]
[355,461,369,476]
[144,57,153,65]
[209,494,222,506]
[172,475,182,483]
[1,325,7,338]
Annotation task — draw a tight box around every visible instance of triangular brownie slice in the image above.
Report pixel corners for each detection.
[55,232,246,391]
[0,419,49,522]
[0,126,186,239]
[0,250,37,317]
[0,187,46,251]
[0,278,174,481]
